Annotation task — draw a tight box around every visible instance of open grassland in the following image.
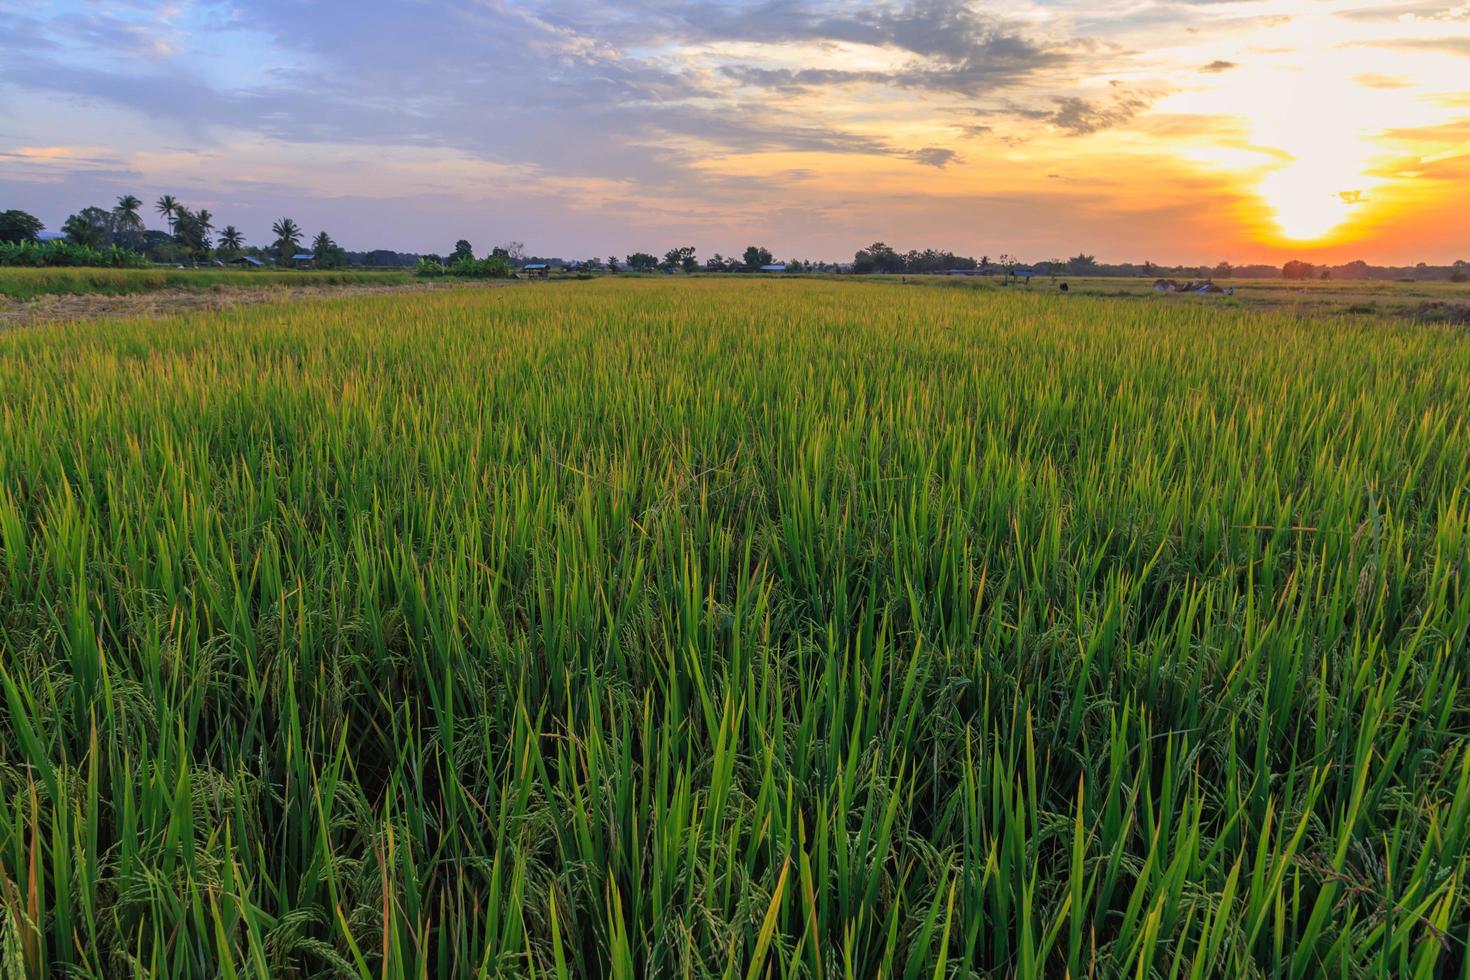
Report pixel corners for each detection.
[0,266,412,301]
[1,279,1469,977]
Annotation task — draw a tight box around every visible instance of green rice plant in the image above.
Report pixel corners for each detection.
[0,267,413,301]
[0,278,1467,977]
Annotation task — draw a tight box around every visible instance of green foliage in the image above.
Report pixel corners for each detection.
[853,241,899,274]
[416,254,512,278]
[217,225,246,258]
[312,231,349,269]
[852,244,978,275]
[663,245,697,272]
[0,209,45,244]
[625,251,658,272]
[0,239,146,269]
[743,244,774,270]
[0,279,1468,978]
[62,207,116,249]
[156,194,181,233]
[171,206,215,264]
[271,217,303,261]
[111,195,146,251]
[450,254,513,278]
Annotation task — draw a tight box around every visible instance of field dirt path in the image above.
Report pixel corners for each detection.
[0,279,519,330]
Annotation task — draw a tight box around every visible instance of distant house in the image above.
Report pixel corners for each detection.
[291,252,315,269]
[522,263,550,278]
[759,263,787,273]
[36,231,66,243]
[229,256,265,268]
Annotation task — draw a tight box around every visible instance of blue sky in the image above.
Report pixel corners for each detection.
[2,0,1467,261]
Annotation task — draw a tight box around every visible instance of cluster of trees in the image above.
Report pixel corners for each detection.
[1281,258,1469,282]
[416,240,514,278]
[61,195,228,265]
[612,246,830,274]
[852,242,984,274]
[1282,260,1328,281]
[246,215,348,268]
[344,249,421,268]
[848,245,1110,277]
[1,199,349,269]
[0,209,45,244]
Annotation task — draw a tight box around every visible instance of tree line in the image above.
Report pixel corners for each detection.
[0,200,348,268]
[6,203,1467,281]
[614,245,829,274]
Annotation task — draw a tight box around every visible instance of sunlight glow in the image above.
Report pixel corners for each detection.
[1256,166,1361,241]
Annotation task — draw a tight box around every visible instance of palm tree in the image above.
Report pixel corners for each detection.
[218,226,244,254]
[271,217,302,262]
[171,206,210,265]
[311,230,340,269]
[112,195,144,248]
[155,195,180,235]
[195,209,214,244]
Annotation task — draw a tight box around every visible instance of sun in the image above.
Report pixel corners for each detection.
[1243,98,1386,245]
[1257,165,1365,241]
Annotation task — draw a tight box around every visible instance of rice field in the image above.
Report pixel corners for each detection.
[1,278,1468,977]
[0,267,412,301]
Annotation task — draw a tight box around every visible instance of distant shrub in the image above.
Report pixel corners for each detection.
[451,256,514,279]
[416,255,513,279]
[0,240,147,268]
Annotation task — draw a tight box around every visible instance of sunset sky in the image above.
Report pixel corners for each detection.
[2,0,1467,263]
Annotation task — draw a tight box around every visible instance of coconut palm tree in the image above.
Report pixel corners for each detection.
[155,195,180,235]
[195,209,214,244]
[217,226,244,255]
[170,206,211,265]
[271,217,302,262]
[311,230,341,269]
[112,195,144,249]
